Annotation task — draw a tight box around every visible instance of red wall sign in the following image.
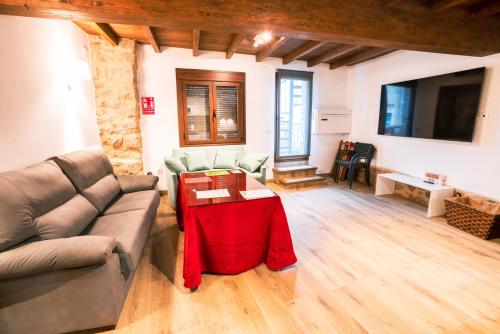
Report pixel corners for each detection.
[141,97,155,115]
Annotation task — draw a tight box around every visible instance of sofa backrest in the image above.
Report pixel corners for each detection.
[172,145,246,169]
[0,161,99,251]
[52,146,120,212]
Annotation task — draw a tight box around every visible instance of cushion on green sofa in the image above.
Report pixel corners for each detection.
[185,151,212,172]
[214,150,238,169]
[164,157,187,175]
[239,153,269,173]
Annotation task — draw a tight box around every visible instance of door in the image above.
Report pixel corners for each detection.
[275,70,313,161]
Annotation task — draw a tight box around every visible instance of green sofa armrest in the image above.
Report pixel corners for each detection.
[0,236,117,280]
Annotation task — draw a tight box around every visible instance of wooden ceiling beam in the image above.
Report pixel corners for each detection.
[256,37,287,62]
[329,48,396,70]
[226,33,244,59]
[307,45,363,67]
[429,0,470,12]
[146,26,161,53]
[383,0,404,7]
[1,0,500,56]
[282,41,324,65]
[469,1,500,18]
[192,29,200,56]
[92,22,119,46]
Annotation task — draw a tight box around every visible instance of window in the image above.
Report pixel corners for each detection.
[275,70,313,161]
[176,69,245,146]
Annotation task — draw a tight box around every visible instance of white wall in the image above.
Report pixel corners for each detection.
[137,46,350,189]
[0,15,99,172]
[349,51,500,199]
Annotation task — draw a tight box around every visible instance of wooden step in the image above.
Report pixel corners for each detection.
[273,165,317,173]
[279,175,326,189]
[273,165,318,179]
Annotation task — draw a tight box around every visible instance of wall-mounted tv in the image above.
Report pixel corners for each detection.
[378,67,485,142]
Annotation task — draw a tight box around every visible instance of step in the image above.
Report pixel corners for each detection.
[281,175,326,185]
[273,165,317,173]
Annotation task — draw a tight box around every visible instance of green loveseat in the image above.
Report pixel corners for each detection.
[164,146,268,208]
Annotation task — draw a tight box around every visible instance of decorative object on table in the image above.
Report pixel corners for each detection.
[331,140,355,181]
[424,172,447,185]
[332,142,375,189]
[176,171,296,289]
[195,188,230,199]
[444,195,500,240]
[240,188,275,200]
[205,170,230,176]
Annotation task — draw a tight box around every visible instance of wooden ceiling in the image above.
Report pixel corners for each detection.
[2,0,500,69]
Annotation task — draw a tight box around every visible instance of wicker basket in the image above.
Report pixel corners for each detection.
[444,196,500,239]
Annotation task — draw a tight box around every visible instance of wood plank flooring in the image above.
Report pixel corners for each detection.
[101,181,500,334]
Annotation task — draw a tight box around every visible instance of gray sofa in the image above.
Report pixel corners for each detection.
[0,147,160,334]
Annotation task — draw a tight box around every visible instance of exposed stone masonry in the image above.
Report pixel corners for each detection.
[88,36,143,175]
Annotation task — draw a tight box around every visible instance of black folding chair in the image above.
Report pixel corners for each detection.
[333,142,375,189]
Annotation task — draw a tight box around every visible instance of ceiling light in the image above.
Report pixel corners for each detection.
[262,31,272,42]
[253,31,273,48]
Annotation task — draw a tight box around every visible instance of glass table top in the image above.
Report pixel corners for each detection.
[180,170,275,207]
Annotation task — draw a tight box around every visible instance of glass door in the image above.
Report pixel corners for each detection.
[275,70,313,161]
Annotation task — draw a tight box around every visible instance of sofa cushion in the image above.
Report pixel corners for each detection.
[0,161,98,251]
[86,210,151,272]
[53,147,120,212]
[0,236,116,280]
[239,153,269,173]
[185,150,212,172]
[102,190,160,219]
[164,157,187,175]
[35,195,98,240]
[214,150,238,169]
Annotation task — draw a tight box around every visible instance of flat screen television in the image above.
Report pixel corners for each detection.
[378,67,485,142]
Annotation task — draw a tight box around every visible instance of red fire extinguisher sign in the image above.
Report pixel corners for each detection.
[142,97,155,115]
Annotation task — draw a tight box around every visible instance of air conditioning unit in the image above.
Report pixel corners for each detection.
[312,109,351,134]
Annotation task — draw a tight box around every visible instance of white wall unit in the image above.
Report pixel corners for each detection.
[313,109,351,134]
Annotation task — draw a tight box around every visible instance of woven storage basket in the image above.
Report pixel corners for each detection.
[444,196,500,239]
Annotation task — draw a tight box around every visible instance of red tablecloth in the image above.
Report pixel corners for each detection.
[176,178,297,288]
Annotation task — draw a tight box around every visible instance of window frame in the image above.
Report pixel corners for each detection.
[176,68,246,147]
[274,69,314,162]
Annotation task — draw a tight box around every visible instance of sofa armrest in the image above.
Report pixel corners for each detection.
[0,236,117,280]
[116,174,159,193]
[260,166,267,185]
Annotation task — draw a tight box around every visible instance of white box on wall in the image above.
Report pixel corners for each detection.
[312,109,351,134]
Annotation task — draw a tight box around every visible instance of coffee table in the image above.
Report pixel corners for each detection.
[176,170,297,289]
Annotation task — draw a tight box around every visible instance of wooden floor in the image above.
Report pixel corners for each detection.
[102,180,500,334]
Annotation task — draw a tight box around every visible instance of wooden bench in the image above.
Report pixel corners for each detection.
[375,173,454,218]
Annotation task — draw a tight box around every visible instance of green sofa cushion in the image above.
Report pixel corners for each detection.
[164,157,187,175]
[213,150,238,169]
[239,153,269,173]
[185,151,212,172]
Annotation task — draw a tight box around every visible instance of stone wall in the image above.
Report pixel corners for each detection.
[88,36,143,175]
